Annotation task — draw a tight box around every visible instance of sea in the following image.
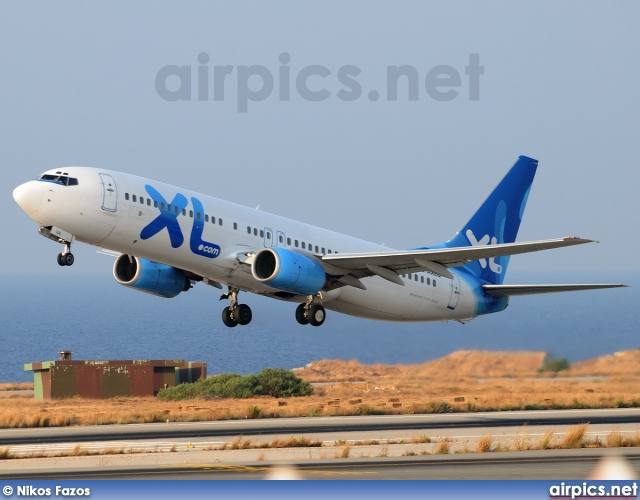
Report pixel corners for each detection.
[1,271,637,383]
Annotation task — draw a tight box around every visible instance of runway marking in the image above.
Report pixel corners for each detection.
[158,463,375,476]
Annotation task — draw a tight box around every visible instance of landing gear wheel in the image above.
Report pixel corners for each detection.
[236,304,252,326]
[63,253,74,266]
[57,253,66,266]
[295,304,309,325]
[222,307,238,328]
[308,304,326,327]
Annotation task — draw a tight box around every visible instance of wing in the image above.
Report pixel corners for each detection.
[483,284,627,297]
[320,236,594,288]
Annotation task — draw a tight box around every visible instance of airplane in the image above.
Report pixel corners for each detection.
[12,155,625,328]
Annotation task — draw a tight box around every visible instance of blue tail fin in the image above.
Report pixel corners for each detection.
[444,155,538,284]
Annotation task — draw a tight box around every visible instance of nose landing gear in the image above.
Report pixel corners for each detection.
[57,242,74,267]
[220,287,253,327]
[38,226,75,267]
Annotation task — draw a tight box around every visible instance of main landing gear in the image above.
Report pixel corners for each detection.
[295,296,326,327]
[220,287,252,328]
[57,242,74,267]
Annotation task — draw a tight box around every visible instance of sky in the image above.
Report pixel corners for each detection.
[0,2,638,371]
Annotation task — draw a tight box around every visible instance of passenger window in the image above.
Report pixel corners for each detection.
[147,199,151,206]
[175,206,179,214]
[260,230,264,238]
[279,235,283,243]
[205,214,209,222]
[161,202,165,210]
[315,245,319,253]
[301,242,306,249]
[133,195,137,203]
[167,203,171,211]
[182,208,186,216]
[414,275,418,281]
[321,247,325,253]
[433,280,436,287]
[253,228,258,236]
[267,232,271,239]
[427,277,431,285]
[421,276,424,283]
[197,212,201,220]
[189,210,193,218]
[139,197,144,204]
[247,226,251,234]
[125,193,129,201]
[154,200,158,208]
[408,273,412,279]
[233,222,238,230]
[211,216,216,224]
[328,249,332,254]
[295,240,299,247]
[219,219,223,226]
[287,237,291,245]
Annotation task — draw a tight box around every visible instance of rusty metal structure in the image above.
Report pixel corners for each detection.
[24,355,206,400]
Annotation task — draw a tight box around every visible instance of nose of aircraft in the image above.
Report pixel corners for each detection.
[13,180,44,215]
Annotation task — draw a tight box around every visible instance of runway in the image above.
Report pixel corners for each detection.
[1,409,639,480]
[3,408,640,445]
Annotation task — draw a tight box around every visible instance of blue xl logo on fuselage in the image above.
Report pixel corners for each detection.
[140,185,220,258]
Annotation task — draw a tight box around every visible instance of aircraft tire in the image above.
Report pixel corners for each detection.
[308,304,326,327]
[57,253,66,266]
[237,304,252,325]
[64,253,75,266]
[222,307,238,328]
[295,304,309,325]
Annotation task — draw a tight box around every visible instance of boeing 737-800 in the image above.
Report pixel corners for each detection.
[12,156,624,327]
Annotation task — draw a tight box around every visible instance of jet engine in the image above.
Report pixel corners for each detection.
[251,247,326,295]
[113,254,190,298]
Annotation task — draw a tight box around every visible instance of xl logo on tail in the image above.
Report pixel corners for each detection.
[466,229,502,274]
[140,185,220,258]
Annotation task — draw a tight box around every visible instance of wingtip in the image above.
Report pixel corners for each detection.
[565,236,598,244]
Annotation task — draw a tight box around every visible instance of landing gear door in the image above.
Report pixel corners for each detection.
[99,173,118,212]
[447,274,460,310]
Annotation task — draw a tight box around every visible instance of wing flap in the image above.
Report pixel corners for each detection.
[483,284,627,297]
[322,237,593,274]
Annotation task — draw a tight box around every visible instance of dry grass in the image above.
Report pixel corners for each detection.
[0,382,33,391]
[512,424,532,451]
[3,349,640,429]
[410,435,431,444]
[540,430,556,450]
[476,435,493,453]
[559,423,589,449]
[434,439,451,454]
[217,436,322,451]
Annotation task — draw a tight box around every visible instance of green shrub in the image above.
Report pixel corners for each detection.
[157,368,313,401]
[539,353,570,373]
[255,368,313,398]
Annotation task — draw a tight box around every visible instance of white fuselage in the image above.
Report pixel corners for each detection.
[14,166,488,323]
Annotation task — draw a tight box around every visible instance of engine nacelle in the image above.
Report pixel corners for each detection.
[252,247,326,295]
[113,254,190,298]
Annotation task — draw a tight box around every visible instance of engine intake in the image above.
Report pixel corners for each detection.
[252,247,326,295]
[113,254,190,298]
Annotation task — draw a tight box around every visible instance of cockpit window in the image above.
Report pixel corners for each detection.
[39,174,79,186]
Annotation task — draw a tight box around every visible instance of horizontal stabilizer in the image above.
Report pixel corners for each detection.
[483,283,627,297]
